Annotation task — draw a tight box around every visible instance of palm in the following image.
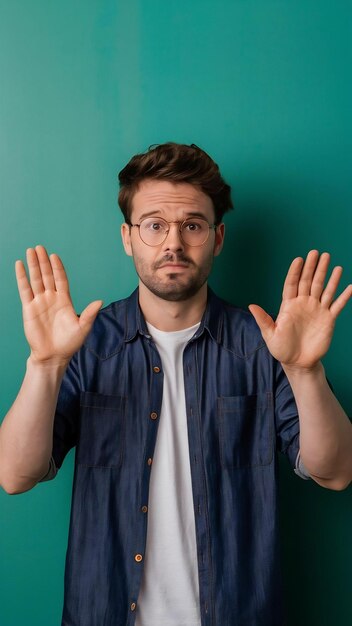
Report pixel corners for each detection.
[16,246,102,364]
[264,296,335,368]
[249,251,351,370]
[23,292,86,361]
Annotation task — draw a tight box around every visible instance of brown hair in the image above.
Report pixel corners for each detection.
[118,142,233,224]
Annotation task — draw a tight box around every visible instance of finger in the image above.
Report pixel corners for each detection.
[248,305,275,342]
[15,260,34,304]
[282,257,304,300]
[310,252,330,298]
[79,301,103,336]
[297,250,320,296]
[50,254,70,294]
[35,245,56,291]
[320,266,344,307]
[26,248,45,295]
[330,284,352,318]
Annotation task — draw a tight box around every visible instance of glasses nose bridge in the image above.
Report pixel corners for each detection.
[163,220,184,245]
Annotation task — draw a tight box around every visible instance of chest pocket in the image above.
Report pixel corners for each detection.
[218,393,274,468]
[76,392,126,468]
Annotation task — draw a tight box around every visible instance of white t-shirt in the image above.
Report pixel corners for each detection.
[135,322,201,626]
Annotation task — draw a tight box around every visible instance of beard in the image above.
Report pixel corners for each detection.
[132,251,214,302]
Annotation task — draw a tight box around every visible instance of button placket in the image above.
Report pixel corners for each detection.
[129,342,162,617]
[183,341,214,625]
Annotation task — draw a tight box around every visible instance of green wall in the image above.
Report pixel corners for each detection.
[0,1,351,624]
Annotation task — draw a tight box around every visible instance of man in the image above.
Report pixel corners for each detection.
[0,142,351,626]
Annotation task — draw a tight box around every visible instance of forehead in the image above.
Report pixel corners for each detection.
[131,179,214,221]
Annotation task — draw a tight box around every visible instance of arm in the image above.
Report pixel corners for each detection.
[249,250,352,490]
[283,362,351,490]
[0,246,102,494]
[0,358,67,494]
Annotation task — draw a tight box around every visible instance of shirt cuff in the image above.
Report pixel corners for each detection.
[294,450,311,480]
[39,456,58,482]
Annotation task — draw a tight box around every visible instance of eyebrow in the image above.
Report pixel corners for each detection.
[138,209,209,221]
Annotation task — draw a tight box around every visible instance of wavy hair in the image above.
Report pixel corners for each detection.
[118,142,233,224]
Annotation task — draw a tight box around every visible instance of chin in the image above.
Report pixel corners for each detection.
[142,278,207,302]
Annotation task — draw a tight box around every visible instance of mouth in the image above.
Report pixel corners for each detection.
[158,263,189,269]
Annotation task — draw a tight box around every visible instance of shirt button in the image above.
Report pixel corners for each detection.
[130,602,136,611]
[153,366,161,373]
[141,505,148,513]
[150,411,158,420]
[147,457,153,466]
[135,553,143,562]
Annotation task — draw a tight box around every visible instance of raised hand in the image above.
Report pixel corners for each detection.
[248,250,352,371]
[16,245,103,365]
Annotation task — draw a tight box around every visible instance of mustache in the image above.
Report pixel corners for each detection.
[154,253,194,269]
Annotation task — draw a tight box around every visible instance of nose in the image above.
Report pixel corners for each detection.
[162,222,184,252]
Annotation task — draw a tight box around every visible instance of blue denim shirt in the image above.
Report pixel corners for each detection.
[52,287,301,626]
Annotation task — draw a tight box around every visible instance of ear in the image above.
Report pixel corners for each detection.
[213,223,225,257]
[121,223,133,257]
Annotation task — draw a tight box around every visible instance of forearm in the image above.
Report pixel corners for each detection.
[283,361,352,489]
[0,356,67,494]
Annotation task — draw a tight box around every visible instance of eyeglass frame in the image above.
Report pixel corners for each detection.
[128,216,219,247]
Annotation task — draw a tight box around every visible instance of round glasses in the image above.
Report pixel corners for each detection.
[130,217,217,247]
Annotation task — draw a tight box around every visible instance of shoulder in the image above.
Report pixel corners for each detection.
[82,293,134,360]
[208,291,267,359]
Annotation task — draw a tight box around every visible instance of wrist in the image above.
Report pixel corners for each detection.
[281,360,325,380]
[27,354,70,373]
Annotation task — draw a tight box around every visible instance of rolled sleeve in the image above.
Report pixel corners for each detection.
[294,450,311,480]
[39,456,58,482]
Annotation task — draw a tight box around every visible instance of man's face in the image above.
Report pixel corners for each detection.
[121,179,225,302]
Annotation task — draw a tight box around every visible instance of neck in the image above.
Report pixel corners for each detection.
[139,282,207,331]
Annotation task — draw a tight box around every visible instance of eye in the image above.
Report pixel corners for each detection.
[150,222,162,231]
[183,220,206,232]
[143,219,167,232]
[185,222,199,231]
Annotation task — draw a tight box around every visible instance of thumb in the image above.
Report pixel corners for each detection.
[79,300,103,335]
[248,304,275,341]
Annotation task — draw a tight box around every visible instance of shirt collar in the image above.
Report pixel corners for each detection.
[124,286,224,344]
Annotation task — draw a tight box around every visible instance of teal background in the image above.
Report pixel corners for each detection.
[0,1,351,624]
